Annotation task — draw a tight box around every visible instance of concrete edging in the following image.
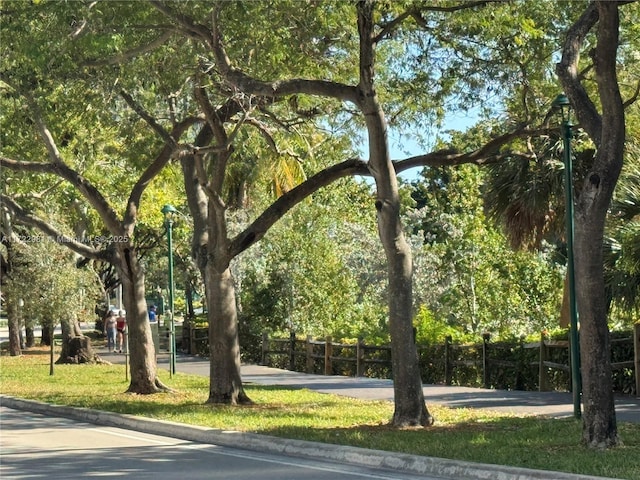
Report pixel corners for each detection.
[0,395,615,480]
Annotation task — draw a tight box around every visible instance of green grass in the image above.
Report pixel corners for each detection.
[1,350,639,479]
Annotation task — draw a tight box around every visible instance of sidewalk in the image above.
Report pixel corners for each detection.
[101,349,640,423]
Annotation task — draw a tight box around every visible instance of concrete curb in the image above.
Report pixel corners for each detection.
[1,395,616,480]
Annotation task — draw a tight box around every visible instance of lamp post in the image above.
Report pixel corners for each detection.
[161,204,177,376]
[553,93,581,419]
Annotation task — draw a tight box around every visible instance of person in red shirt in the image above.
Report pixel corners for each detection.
[116,310,127,353]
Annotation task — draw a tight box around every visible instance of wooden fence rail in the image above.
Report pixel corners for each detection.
[256,328,640,394]
[179,324,639,394]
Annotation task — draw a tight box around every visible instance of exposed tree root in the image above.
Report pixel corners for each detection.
[155,377,177,393]
[391,413,435,428]
[125,377,177,395]
[583,433,621,450]
[206,391,254,406]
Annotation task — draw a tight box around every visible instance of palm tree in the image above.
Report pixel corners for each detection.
[484,129,639,328]
[483,132,593,327]
[604,157,640,317]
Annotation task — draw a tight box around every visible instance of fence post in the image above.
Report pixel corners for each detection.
[357,336,365,377]
[261,331,269,366]
[306,335,314,373]
[444,335,452,385]
[516,335,525,390]
[324,335,333,375]
[190,327,196,356]
[482,332,491,389]
[289,331,296,371]
[634,322,640,397]
[539,331,550,391]
[190,325,196,355]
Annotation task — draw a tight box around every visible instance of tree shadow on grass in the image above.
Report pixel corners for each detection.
[260,417,639,479]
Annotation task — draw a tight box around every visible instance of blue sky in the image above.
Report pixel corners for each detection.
[386,109,481,181]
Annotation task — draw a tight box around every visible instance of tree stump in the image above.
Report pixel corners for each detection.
[56,336,100,364]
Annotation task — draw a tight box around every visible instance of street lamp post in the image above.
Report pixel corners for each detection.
[161,204,177,376]
[553,93,581,419]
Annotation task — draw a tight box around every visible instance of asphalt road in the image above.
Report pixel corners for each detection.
[0,406,444,480]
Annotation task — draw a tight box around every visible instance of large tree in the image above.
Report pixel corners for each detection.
[556,1,631,448]
[0,94,195,392]
[7,2,626,439]
[447,0,637,447]
[150,0,434,422]
[0,1,200,393]
[150,0,553,425]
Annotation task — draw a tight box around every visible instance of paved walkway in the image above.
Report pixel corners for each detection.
[101,350,640,423]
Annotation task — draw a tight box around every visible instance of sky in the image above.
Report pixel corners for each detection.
[380,108,481,182]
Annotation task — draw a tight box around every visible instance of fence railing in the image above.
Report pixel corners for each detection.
[255,325,640,395]
[179,323,639,395]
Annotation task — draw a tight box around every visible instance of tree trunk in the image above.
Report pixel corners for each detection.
[357,1,432,427]
[56,317,98,364]
[557,1,624,448]
[6,299,22,356]
[41,323,52,346]
[181,122,249,405]
[205,265,251,405]
[115,246,168,394]
[186,281,194,318]
[575,208,618,447]
[56,336,97,364]
[25,326,35,348]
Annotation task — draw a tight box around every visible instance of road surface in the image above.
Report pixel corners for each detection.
[0,406,444,480]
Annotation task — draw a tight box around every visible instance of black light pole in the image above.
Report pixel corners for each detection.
[553,93,581,419]
[161,204,177,376]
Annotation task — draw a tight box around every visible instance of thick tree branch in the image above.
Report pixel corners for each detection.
[0,156,56,173]
[591,2,625,180]
[623,80,640,108]
[125,116,202,230]
[52,162,123,235]
[13,93,123,235]
[198,5,359,103]
[120,90,179,149]
[375,2,494,43]
[0,195,110,262]
[229,119,557,258]
[394,125,556,170]
[24,93,66,166]
[556,2,602,145]
[596,3,624,122]
[229,158,368,257]
[149,1,214,46]
[374,10,413,44]
[229,121,550,257]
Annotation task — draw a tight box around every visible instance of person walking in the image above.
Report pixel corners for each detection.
[104,310,117,352]
[148,305,157,323]
[116,310,127,353]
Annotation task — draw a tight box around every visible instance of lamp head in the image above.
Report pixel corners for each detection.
[552,93,572,124]
[161,204,177,218]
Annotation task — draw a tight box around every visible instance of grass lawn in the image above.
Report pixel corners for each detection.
[1,348,639,479]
